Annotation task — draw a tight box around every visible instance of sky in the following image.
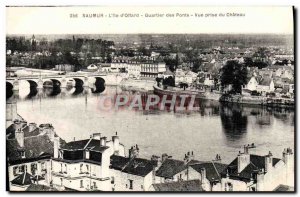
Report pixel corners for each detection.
[6,6,294,35]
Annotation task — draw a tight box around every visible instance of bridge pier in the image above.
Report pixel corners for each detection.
[60,77,67,88]
[37,78,44,89]
[83,76,89,94]
[12,79,19,92]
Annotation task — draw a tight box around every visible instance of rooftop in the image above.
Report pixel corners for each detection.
[190,162,227,183]
[7,134,54,165]
[151,179,203,191]
[110,155,155,177]
[220,154,281,181]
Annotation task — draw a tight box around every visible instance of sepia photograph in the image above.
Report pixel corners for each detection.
[5,6,295,192]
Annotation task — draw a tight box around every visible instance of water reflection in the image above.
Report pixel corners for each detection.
[8,85,294,162]
[220,103,248,140]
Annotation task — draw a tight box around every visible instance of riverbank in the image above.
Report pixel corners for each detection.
[153,84,221,100]
[220,94,294,108]
[120,78,155,92]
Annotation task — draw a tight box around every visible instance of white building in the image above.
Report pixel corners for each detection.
[7,121,55,191]
[220,146,294,191]
[109,146,155,191]
[51,133,125,191]
[175,69,197,85]
[140,62,166,78]
[127,62,141,79]
[243,76,275,95]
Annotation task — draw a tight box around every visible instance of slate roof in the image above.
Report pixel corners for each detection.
[7,134,53,164]
[6,124,41,140]
[151,179,204,191]
[110,155,155,177]
[26,184,58,191]
[258,78,272,86]
[61,139,109,152]
[11,172,33,186]
[220,154,281,181]
[273,184,294,192]
[190,162,227,183]
[155,159,200,179]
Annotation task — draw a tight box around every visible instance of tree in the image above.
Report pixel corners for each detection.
[220,60,248,94]
[163,76,175,87]
[191,58,203,72]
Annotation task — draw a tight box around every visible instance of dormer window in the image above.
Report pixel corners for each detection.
[86,150,90,160]
[20,151,25,158]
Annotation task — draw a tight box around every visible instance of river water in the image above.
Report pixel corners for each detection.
[7,81,294,163]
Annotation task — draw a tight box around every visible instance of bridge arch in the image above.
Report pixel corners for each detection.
[73,78,85,87]
[27,80,38,88]
[6,82,14,99]
[92,77,106,93]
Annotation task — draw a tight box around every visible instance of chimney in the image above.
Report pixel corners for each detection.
[129,145,139,159]
[200,167,206,183]
[100,137,107,147]
[237,146,250,173]
[112,132,120,155]
[13,120,24,131]
[15,128,24,148]
[28,123,37,132]
[184,151,195,164]
[161,153,169,163]
[264,151,273,173]
[129,147,134,159]
[92,133,101,140]
[151,155,160,169]
[53,137,60,158]
[256,169,265,191]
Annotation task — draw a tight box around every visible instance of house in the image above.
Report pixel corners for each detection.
[175,69,197,85]
[220,146,294,191]
[154,152,198,184]
[51,133,126,191]
[184,162,227,191]
[243,76,275,95]
[149,179,203,191]
[109,146,156,191]
[7,132,54,191]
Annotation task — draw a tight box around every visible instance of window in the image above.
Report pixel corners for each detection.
[64,164,67,174]
[129,179,133,190]
[93,182,97,189]
[31,163,37,175]
[13,166,18,176]
[86,165,89,173]
[80,180,84,188]
[60,163,63,173]
[19,165,26,173]
[41,162,45,170]
[111,177,115,184]
[80,164,83,173]
[60,178,63,186]
[227,183,233,191]
[20,151,25,158]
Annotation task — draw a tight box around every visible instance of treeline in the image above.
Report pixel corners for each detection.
[6,36,115,69]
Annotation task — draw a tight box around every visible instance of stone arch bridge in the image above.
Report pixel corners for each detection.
[6,73,123,92]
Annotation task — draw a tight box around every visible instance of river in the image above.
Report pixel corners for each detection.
[7,81,294,163]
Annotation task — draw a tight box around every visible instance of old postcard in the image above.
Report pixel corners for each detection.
[6,6,294,192]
